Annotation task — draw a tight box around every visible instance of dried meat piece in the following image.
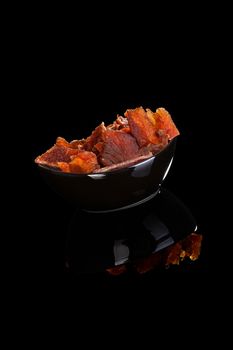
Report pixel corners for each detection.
[70,139,85,149]
[121,127,131,134]
[94,153,153,173]
[107,115,129,130]
[35,105,180,174]
[56,137,71,147]
[99,129,140,166]
[139,142,167,156]
[93,141,104,155]
[35,145,81,167]
[125,106,179,148]
[125,107,161,147]
[148,107,180,140]
[69,151,99,174]
[84,122,106,151]
[57,162,71,173]
[56,137,84,150]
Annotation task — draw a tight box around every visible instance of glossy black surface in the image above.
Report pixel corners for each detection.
[65,188,197,275]
[38,138,177,211]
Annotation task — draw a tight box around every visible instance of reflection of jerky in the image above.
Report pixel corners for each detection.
[106,265,127,276]
[100,129,141,166]
[35,145,81,167]
[94,154,153,173]
[178,232,203,262]
[106,233,203,276]
[137,233,203,273]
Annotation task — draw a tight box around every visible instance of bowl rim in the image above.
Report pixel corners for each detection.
[37,137,177,177]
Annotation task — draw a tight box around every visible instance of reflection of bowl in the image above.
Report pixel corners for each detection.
[65,188,197,274]
[38,137,177,212]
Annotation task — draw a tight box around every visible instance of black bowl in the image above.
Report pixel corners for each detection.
[38,137,177,211]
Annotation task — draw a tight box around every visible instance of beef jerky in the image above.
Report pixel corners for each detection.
[57,162,71,173]
[70,139,85,149]
[139,142,168,156]
[56,137,84,150]
[94,153,153,173]
[152,107,180,141]
[107,115,129,130]
[99,129,140,166]
[125,107,161,147]
[69,151,99,174]
[84,122,106,151]
[35,144,81,167]
[56,137,71,147]
[125,106,179,147]
[35,105,180,174]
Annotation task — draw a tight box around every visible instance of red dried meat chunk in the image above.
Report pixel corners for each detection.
[56,137,84,150]
[35,145,81,167]
[99,129,140,166]
[125,107,160,147]
[139,142,167,156]
[57,162,71,173]
[125,106,179,147]
[151,108,180,141]
[69,151,99,174]
[94,142,105,154]
[85,122,106,151]
[107,115,129,130]
[35,105,180,174]
[35,141,98,174]
[94,154,153,173]
[70,139,85,149]
[56,137,71,147]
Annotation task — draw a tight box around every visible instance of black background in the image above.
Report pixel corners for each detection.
[22,15,215,293]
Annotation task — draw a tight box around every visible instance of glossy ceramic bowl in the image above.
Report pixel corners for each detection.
[38,137,177,211]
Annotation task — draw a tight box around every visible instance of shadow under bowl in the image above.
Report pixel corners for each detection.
[38,137,177,212]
